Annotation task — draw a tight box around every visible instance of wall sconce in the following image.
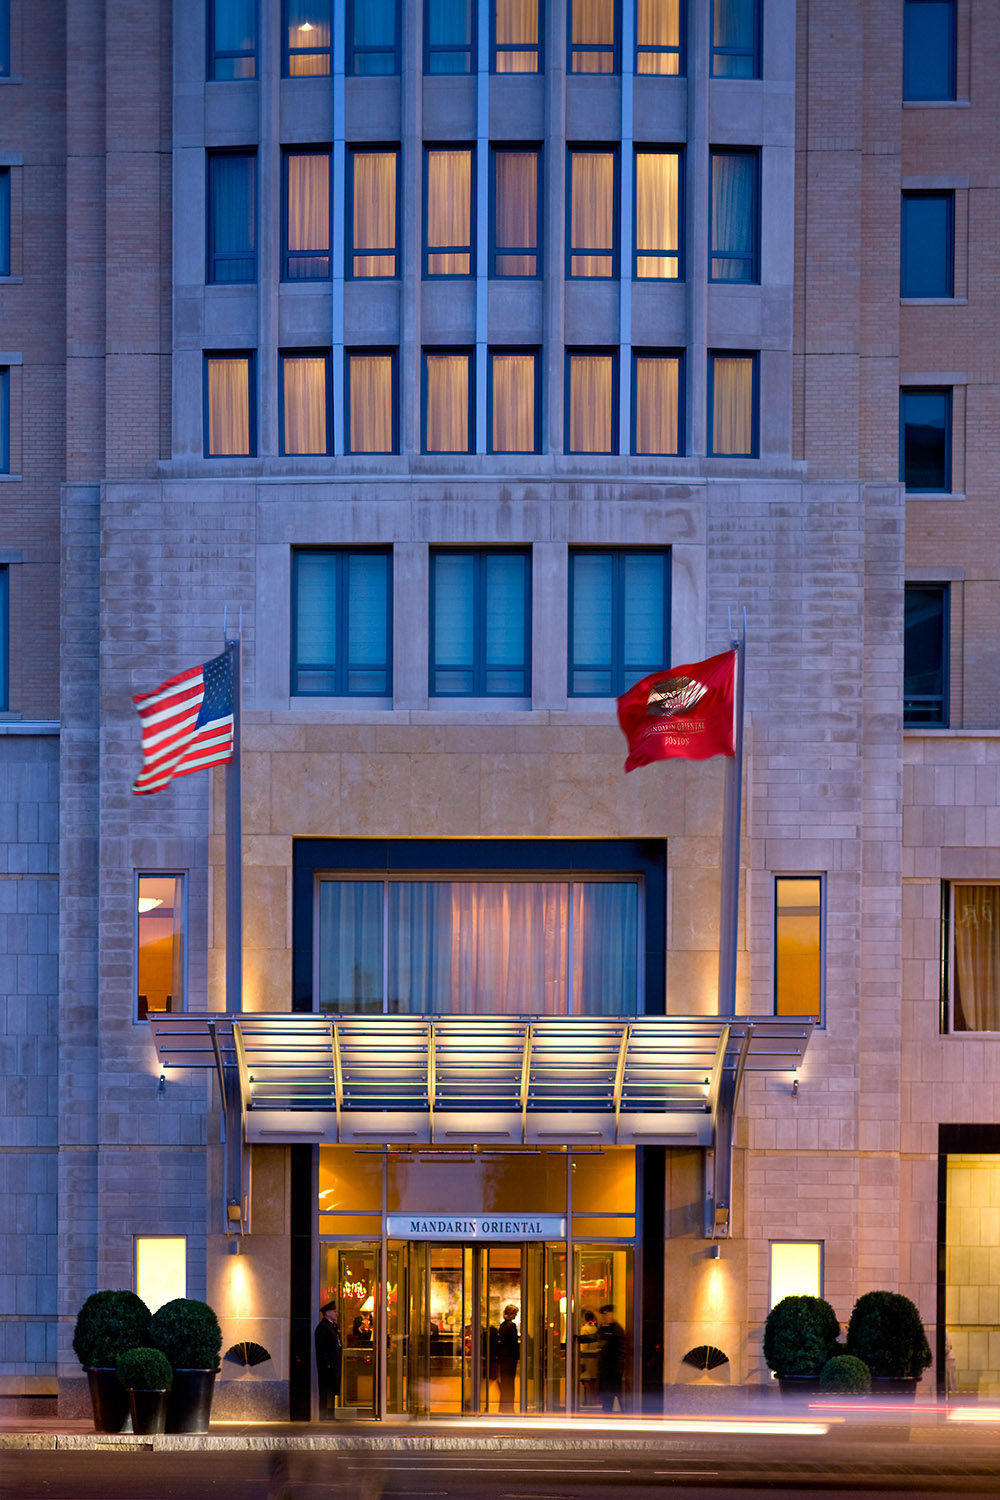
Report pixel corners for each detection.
[229,1239,241,1255]
[791,1078,799,1099]
[709,1244,721,1260]
[157,1070,166,1094]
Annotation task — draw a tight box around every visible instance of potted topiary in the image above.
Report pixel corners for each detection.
[72,1290,152,1432]
[819,1353,871,1397]
[845,1290,932,1396]
[763,1295,840,1395]
[116,1346,173,1436]
[149,1297,223,1433]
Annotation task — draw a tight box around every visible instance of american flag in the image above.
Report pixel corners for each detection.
[132,651,235,795]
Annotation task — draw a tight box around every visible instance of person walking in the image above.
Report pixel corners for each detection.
[596,1303,625,1413]
[496,1303,520,1413]
[314,1299,342,1419]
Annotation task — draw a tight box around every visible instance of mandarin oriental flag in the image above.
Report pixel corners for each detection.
[132,651,235,795]
[616,650,736,773]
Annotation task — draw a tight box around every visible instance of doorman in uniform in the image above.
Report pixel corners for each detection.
[314,1300,343,1419]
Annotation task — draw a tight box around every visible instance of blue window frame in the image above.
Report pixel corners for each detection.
[568,549,670,697]
[348,0,400,73]
[568,147,618,279]
[348,147,399,279]
[280,350,332,456]
[492,0,541,72]
[566,350,618,454]
[423,348,475,454]
[903,0,956,101]
[0,169,9,277]
[283,148,331,280]
[283,0,331,75]
[206,151,256,284]
[292,549,392,697]
[634,148,681,279]
[425,0,475,73]
[135,874,187,1021]
[569,0,618,72]
[0,564,7,711]
[0,367,8,474]
[491,147,541,278]
[204,352,256,457]
[430,550,531,697]
[711,0,759,78]
[0,0,8,77]
[208,0,256,80]
[708,351,758,457]
[632,351,683,456]
[489,349,541,454]
[900,387,951,492]
[710,149,759,282]
[901,192,954,298]
[424,147,475,278]
[346,349,398,454]
[904,583,949,726]
[636,0,682,74]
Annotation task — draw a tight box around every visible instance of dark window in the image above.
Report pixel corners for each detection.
[0,564,7,709]
[493,0,541,72]
[348,148,399,278]
[710,149,759,282]
[708,351,758,457]
[280,351,332,456]
[209,0,256,79]
[634,149,681,279]
[491,148,541,278]
[0,0,8,77]
[204,352,256,457]
[903,0,956,101]
[207,151,256,284]
[430,550,531,696]
[489,349,540,453]
[283,149,331,280]
[346,350,398,454]
[426,0,475,73]
[901,192,954,297]
[283,0,331,75]
[0,367,7,473]
[292,549,392,696]
[711,0,759,78]
[569,0,618,72]
[904,583,949,726]
[569,549,670,696]
[636,0,682,74]
[348,0,399,73]
[566,350,618,454]
[423,349,474,453]
[900,387,951,491]
[0,169,9,276]
[632,352,683,455]
[568,148,618,278]
[424,148,475,277]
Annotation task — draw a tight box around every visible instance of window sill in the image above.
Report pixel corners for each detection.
[902,99,970,108]
[0,473,21,482]
[901,297,967,306]
[0,276,23,285]
[905,490,964,501]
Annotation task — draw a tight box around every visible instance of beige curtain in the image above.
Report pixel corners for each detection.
[287,14,331,74]
[425,353,470,452]
[353,151,396,276]
[635,151,679,278]
[287,152,330,254]
[711,355,753,455]
[571,151,614,277]
[492,353,535,453]
[954,885,1000,1030]
[207,356,251,455]
[494,0,538,71]
[634,356,678,455]
[494,151,537,275]
[283,355,328,454]
[350,354,393,453]
[569,354,613,453]
[572,0,614,70]
[427,149,472,275]
[636,0,680,72]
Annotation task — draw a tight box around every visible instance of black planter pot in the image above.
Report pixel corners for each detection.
[166,1368,217,1433]
[87,1367,130,1433]
[777,1374,822,1398]
[128,1388,169,1435]
[870,1375,919,1399]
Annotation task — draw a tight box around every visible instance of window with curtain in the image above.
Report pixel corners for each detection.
[904,583,948,726]
[903,0,956,100]
[280,352,331,455]
[425,148,474,276]
[569,0,617,72]
[283,0,331,74]
[633,352,681,455]
[568,549,669,696]
[349,149,398,278]
[491,148,541,277]
[711,0,759,78]
[568,148,617,278]
[634,149,680,279]
[136,874,187,1021]
[566,351,617,454]
[490,350,539,453]
[431,550,531,696]
[292,549,392,696]
[284,149,331,279]
[347,351,397,454]
[636,0,682,73]
[348,0,400,73]
[709,351,757,457]
[426,0,474,72]
[0,565,7,711]
[209,0,256,79]
[204,353,254,456]
[710,150,759,282]
[901,192,954,297]
[493,0,540,71]
[206,151,256,284]
[774,876,823,1022]
[900,387,951,491]
[951,885,1000,1032]
[424,350,474,453]
[0,169,9,276]
[0,367,7,474]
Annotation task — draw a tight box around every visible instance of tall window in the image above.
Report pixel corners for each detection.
[711,0,759,78]
[136,874,187,1020]
[493,0,541,71]
[283,0,331,75]
[284,149,331,279]
[206,151,256,284]
[0,565,7,711]
[634,149,680,279]
[348,0,399,74]
[709,352,757,457]
[431,550,530,696]
[0,0,8,77]
[636,0,682,74]
[568,148,617,278]
[710,150,759,282]
[633,352,682,455]
[280,351,331,456]
[349,148,398,278]
[569,549,669,696]
[0,169,9,277]
[209,0,256,79]
[136,1239,187,1313]
[950,885,1000,1032]
[901,192,954,298]
[425,0,475,72]
[569,0,618,72]
[423,349,474,453]
[900,388,951,492]
[347,351,397,454]
[425,148,474,277]
[490,350,540,454]
[0,367,8,475]
[204,353,255,457]
[566,351,617,454]
[903,0,956,101]
[904,583,948,726]
[774,876,823,1022]
[491,148,541,277]
[292,549,392,696]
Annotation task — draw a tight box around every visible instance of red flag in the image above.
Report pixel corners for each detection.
[616,651,736,772]
[132,651,235,795]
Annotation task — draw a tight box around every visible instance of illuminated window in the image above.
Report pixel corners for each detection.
[347,350,397,454]
[209,0,256,80]
[204,353,255,457]
[774,876,823,1022]
[136,875,187,1021]
[493,0,540,71]
[491,148,541,278]
[283,0,331,75]
[903,0,956,101]
[424,147,474,277]
[632,352,682,456]
[568,148,617,278]
[708,351,757,457]
[566,350,617,454]
[292,549,392,697]
[634,149,681,279]
[769,1243,822,1308]
[489,350,539,453]
[349,148,398,278]
[207,151,256,284]
[904,583,948,727]
[569,0,618,72]
[430,549,531,696]
[0,169,9,276]
[569,549,669,697]
[348,0,399,74]
[636,0,681,74]
[711,0,759,78]
[280,351,331,456]
[423,349,474,454]
[949,885,1000,1033]
[426,0,475,72]
[901,192,954,298]
[900,387,951,492]
[710,150,759,283]
[283,149,331,280]
[136,1238,187,1313]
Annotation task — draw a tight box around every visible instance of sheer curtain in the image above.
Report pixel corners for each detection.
[282,356,328,455]
[954,886,1000,1031]
[483,553,528,693]
[294,552,337,692]
[286,0,331,74]
[569,354,613,453]
[634,355,679,455]
[286,152,330,277]
[572,884,638,1015]
[634,152,679,278]
[208,154,255,283]
[425,353,470,452]
[317,882,384,1012]
[349,354,393,453]
[353,151,396,276]
[432,553,475,692]
[621,553,667,679]
[711,152,755,280]
[711,355,753,455]
[494,0,538,71]
[571,152,614,276]
[636,0,680,73]
[570,553,613,693]
[712,0,755,75]
[494,152,537,275]
[491,353,535,453]
[207,356,251,455]
[571,0,615,71]
[427,150,472,274]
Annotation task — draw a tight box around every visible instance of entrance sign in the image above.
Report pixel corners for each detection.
[387,1213,566,1240]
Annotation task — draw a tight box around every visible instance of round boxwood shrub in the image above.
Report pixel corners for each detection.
[846,1290,932,1379]
[763,1294,840,1378]
[149,1298,223,1371]
[819,1353,871,1395]
[116,1346,173,1392]
[72,1291,152,1371]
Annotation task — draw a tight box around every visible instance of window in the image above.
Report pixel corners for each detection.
[636,0,682,74]
[711,0,759,78]
[633,352,682,455]
[136,1239,187,1314]
[774,876,823,1022]
[136,874,186,1020]
[284,149,331,280]
[903,0,956,101]
[292,549,392,696]
[208,0,256,79]
[900,387,951,491]
[950,885,1000,1032]
[710,150,758,282]
[0,169,9,276]
[348,0,399,74]
[634,149,681,279]
[347,350,397,454]
[770,1243,822,1307]
[204,353,255,457]
[493,0,540,71]
[430,550,530,696]
[206,151,256,284]
[568,148,617,278]
[423,349,474,453]
[280,351,331,456]
[901,192,954,298]
[0,0,7,77]
[0,565,7,711]
[709,351,757,457]
[489,350,540,453]
[348,148,398,278]
[283,0,331,74]
[425,148,474,276]
[568,549,670,696]
[491,148,541,277]
[426,0,475,72]
[569,0,618,72]
[904,583,948,725]
[566,350,617,454]
[0,367,8,474]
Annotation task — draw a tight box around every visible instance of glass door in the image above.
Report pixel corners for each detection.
[573,1245,633,1413]
[318,1243,380,1419]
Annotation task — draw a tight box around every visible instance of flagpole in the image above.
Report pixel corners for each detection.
[717,619,746,1017]
[224,633,242,1015]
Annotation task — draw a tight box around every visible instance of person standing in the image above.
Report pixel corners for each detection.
[314,1299,342,1419]
[496,1303,520,1413]
[596,1303,625,1413]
